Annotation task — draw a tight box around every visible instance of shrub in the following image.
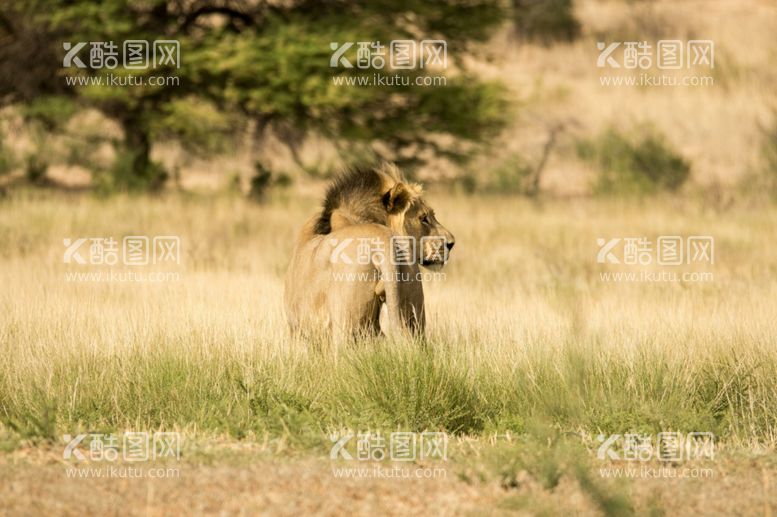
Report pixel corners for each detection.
[23,127,51,185]
[95,149,168,195]
[24,153,48,185]
[578,126,691,195]
[460,153,535,196]
[0,135,14,176]
[21,96,76,132]
[249,162,292,201]
[480,153,534,195]
[513,0,581,44]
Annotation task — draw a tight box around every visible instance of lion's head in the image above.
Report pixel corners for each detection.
[313,163,455,268]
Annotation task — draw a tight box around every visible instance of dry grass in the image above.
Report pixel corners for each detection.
[2,1,777,513]
[1,190,776,442]
[0,189,776,514]
[472,0,777,193]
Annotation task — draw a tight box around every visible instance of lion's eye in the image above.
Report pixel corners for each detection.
[421,215,430,224]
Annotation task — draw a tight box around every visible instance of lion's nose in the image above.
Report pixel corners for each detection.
[446,241,455,251]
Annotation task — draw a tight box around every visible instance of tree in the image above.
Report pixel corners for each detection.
[0,0,511,189]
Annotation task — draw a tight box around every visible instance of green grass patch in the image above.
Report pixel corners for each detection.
[1,335,775,449]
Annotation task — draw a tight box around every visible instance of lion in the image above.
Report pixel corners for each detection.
[284,162,455,341]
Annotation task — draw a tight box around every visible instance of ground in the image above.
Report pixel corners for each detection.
[1,446,775,515]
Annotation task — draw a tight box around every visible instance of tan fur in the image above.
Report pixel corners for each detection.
[284,163,455,342]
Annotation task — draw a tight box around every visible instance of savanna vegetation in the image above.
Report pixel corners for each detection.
[1,0,777,514]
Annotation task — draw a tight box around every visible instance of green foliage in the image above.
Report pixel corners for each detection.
[248,162,292,202]
[475,426,636,516]
[0,383,58,444]
[152,97,236,156]
[2,0,512,188]
[21,121,53,184]
[95,149,167,194]
[485,153,535,194]
[513,0,581,44]
[64,128,112,172]
[0,134,15,176]
[1,334,774,443]
[578,126,691,195]
[23,153,49,185]
[183,20,511,169]
[338,344,489,434]
[20,96,76,131]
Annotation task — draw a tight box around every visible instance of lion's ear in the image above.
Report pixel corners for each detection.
[382,183,412,214]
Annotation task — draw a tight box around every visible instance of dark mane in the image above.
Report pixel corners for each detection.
[313,165,385,234]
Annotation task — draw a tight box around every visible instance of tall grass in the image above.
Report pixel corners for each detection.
[1,192,776,450]
[1,332,774,446]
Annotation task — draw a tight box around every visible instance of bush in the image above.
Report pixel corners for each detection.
[21,96,76,132]
[487,153,535,194]
[95,150,168,195]
[513,0,581,44]
[23,126,51,185]
[248,162,292,202]
[578,127,691,195]
[24,153,48,185]
[0,135,14,176]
